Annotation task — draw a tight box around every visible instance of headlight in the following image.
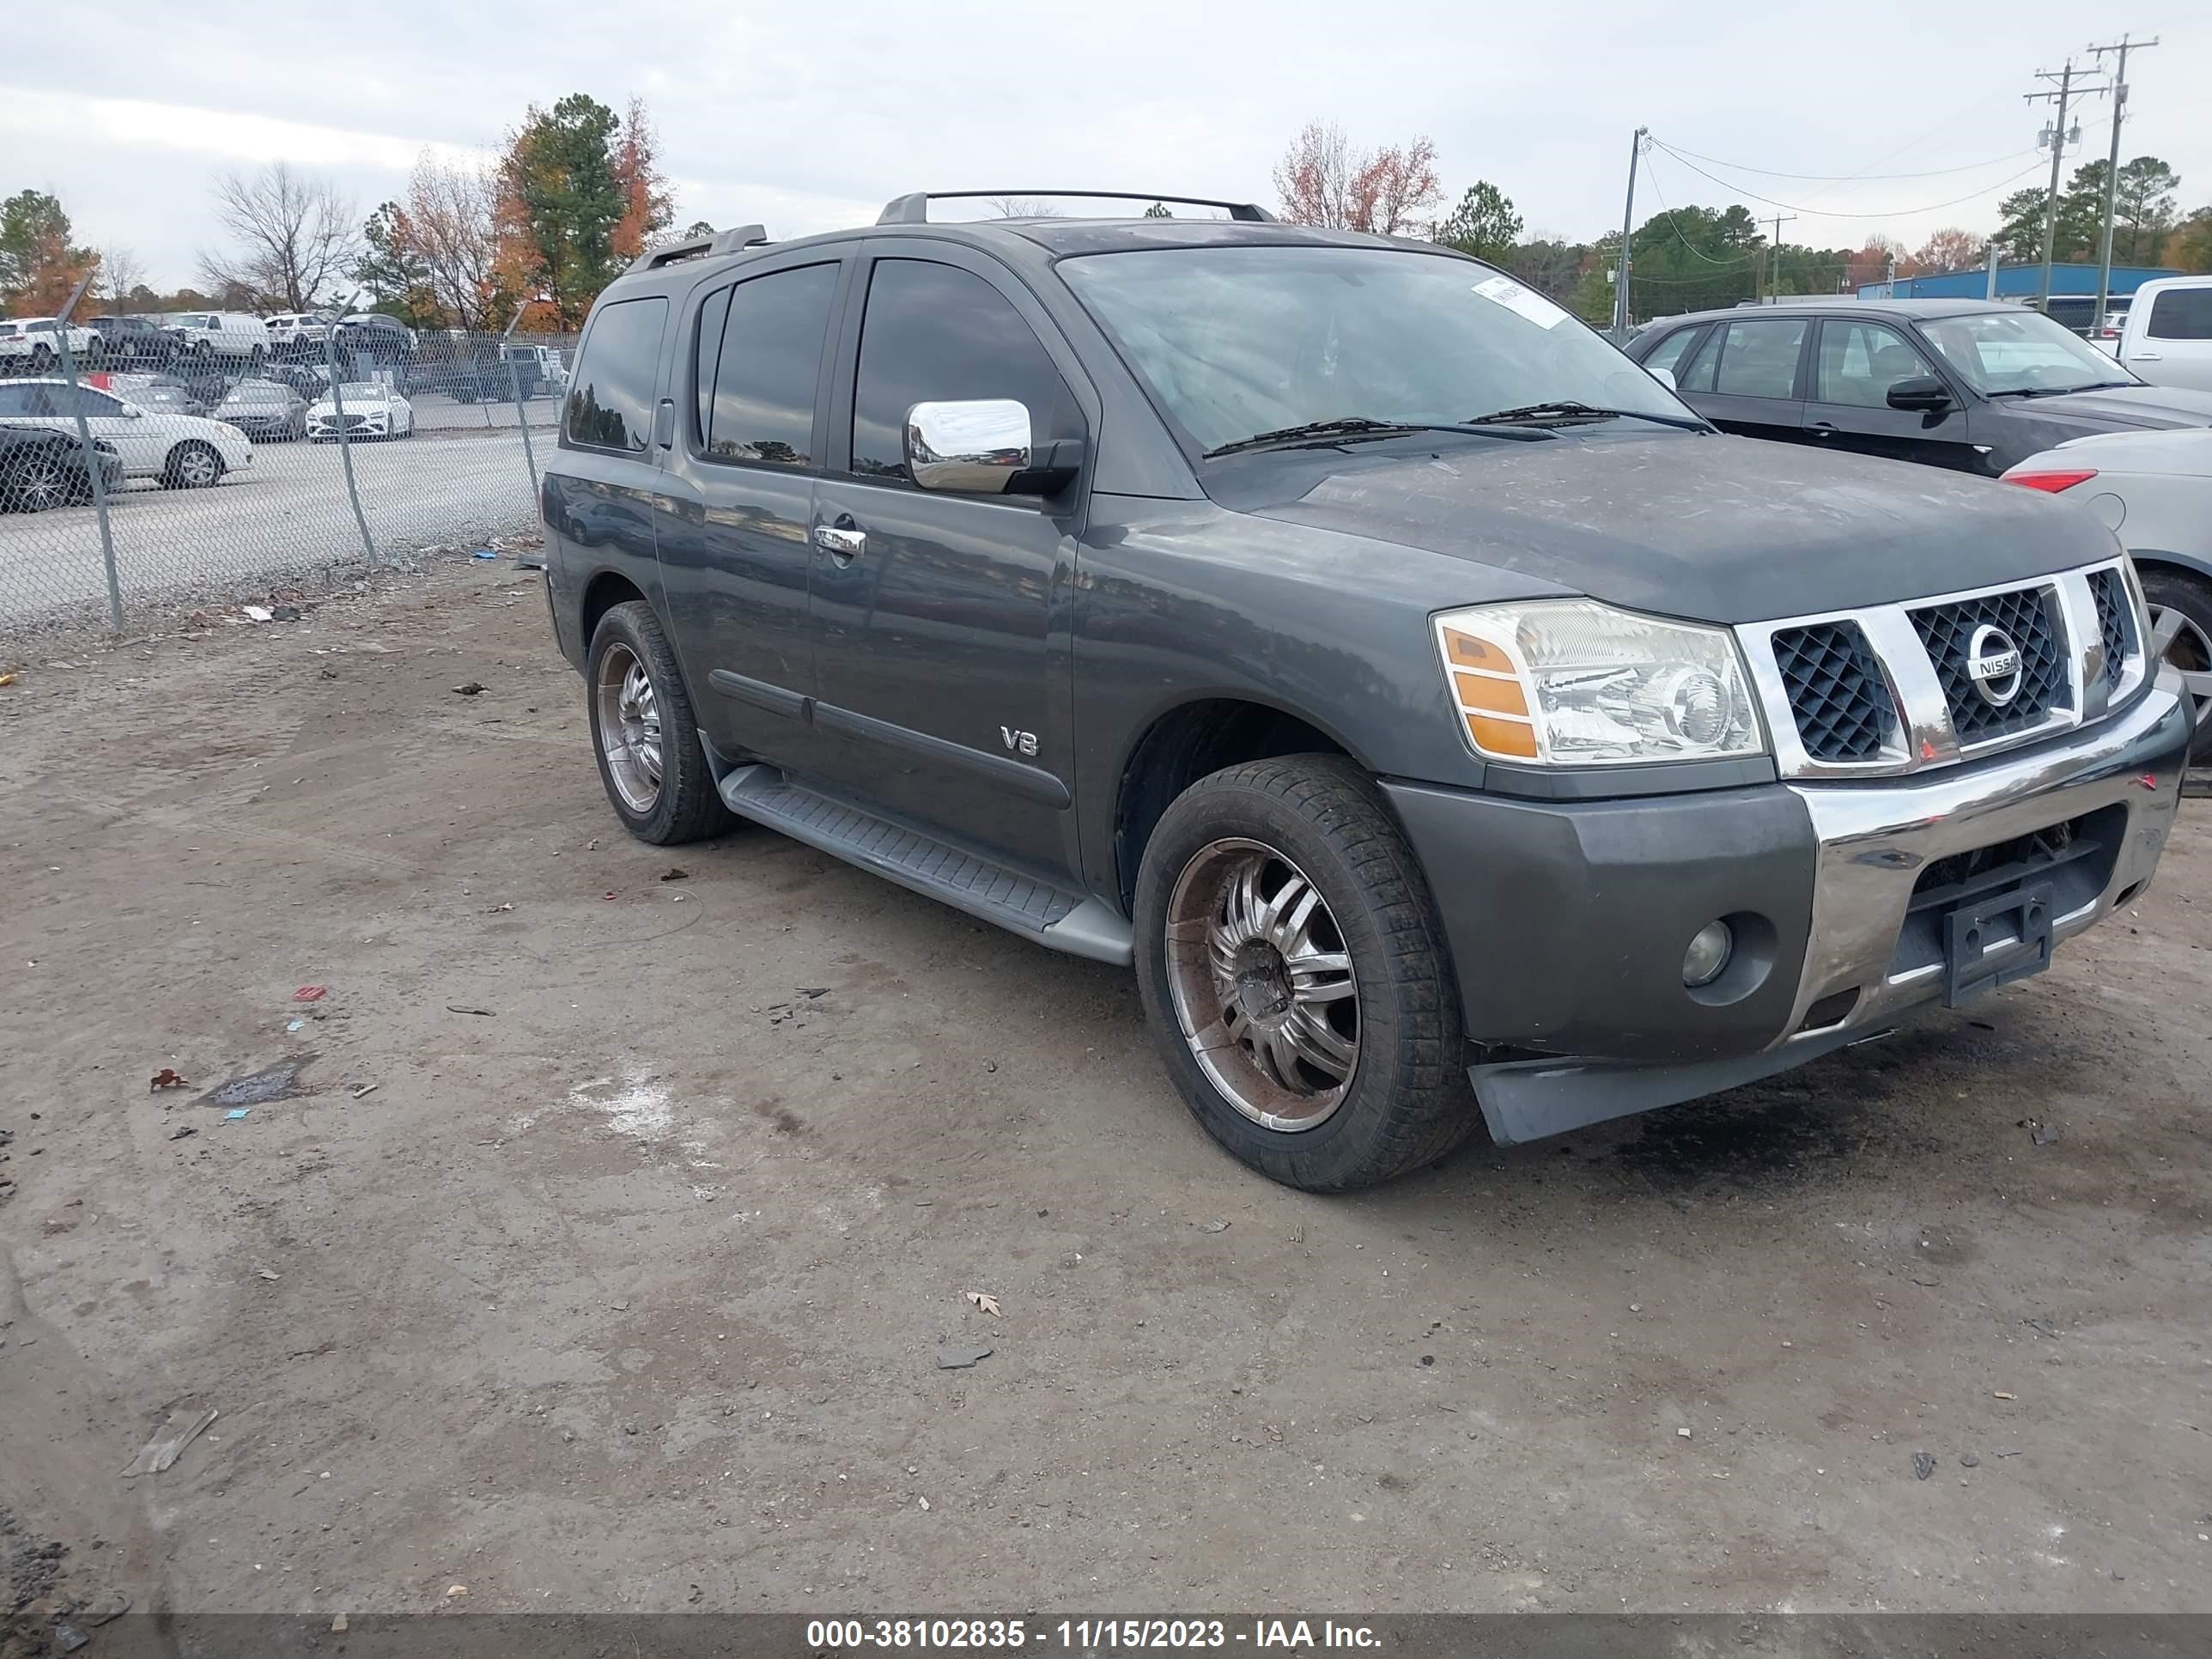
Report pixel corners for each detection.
[1433,599,1765,766]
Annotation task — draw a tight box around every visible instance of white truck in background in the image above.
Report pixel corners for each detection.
[2114,276,2212,393]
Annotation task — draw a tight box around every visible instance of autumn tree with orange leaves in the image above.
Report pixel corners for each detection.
[495,94,672,330]
[1273,122,1442,235]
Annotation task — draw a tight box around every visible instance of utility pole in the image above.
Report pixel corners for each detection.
[2026,60,2105,314]
[1613,126,1647,343]
[2088,34,2159,331]
[1758,212,1796,303]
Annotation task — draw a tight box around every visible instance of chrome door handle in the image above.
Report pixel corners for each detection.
[813,525,866,559]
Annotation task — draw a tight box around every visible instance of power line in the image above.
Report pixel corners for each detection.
[1646,143,2040,183]
[1647,141,2051,219]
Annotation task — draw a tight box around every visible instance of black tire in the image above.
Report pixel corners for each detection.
[1133,754,1477,1191]
[585,601,734,846]
[29,343,53,373]
[2141,565,2212,764]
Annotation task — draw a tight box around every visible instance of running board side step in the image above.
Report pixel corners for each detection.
[716,765,1133,966]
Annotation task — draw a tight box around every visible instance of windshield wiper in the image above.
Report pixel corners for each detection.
[1988,380,2135,398]
[1205,417,1429,459]
[1203,416,1552,459]
[1465,400,1707,431]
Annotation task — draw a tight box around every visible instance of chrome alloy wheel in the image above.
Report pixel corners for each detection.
[1163,838,1361,1132]
[594,641,664,813]
[2151,605,2212,723]
[9,455,67,512]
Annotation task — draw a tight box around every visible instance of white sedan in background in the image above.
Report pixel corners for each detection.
[0,376,251,488]
[307,383,416,442]
[2003,428,2212,755]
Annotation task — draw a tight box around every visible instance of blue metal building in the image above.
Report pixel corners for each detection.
[1856,261,2179,301]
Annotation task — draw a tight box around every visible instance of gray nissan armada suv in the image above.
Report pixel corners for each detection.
[537,190,2191,1191]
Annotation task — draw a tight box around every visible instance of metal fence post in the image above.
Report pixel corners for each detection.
[502,307,542,507]
[54,271,124,631]
[325,291,378,568]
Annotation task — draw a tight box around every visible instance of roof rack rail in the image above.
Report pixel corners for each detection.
[876,191,1276,226]
[627,223,771,273]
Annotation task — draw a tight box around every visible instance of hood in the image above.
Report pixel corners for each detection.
[2015,382,2212,428]
[1224,431,2114,624]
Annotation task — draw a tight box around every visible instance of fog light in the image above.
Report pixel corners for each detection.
[1682,921,1734,988]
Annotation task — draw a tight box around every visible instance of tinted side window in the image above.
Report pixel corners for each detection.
[1640,326,1705,380]
[563,296,667,453]
[851,259,1078,483]
[1814,321,1936,407]
[705,264,838,468]
[1712,318,1808,398]
[692,284,732,442]
[2147,288,2212,341]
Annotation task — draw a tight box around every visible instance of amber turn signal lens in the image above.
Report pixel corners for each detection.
[1453,671,1529,717]
[1442,629,1515,673]
[1465,712,1538,757]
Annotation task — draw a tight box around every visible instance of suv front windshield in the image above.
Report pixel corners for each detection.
[1059,245,1694,455]
[1917,308,2136,396]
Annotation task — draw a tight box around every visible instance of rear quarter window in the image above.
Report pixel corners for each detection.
[563,296,669,453]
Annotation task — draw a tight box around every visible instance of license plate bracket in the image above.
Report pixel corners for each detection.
[1942,879,2055,1007]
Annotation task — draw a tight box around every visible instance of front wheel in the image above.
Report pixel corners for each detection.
[163,441,222,489]
[1133,755,1478,1191]
[586,601,734,845]
[29,343,53,373]
[3,452,69,513]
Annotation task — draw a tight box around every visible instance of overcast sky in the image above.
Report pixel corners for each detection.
[5,1,2208,292]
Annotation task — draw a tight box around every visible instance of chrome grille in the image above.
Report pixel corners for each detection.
[1771,622,1894,763]
[1908,585,2066,744]
[1740,559,2145,781]
[2087,568,2130,694]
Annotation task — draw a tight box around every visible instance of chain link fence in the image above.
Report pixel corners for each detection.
[0,319,574,635]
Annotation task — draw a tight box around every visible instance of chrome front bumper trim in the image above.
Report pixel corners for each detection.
[1777,672,2189,1048]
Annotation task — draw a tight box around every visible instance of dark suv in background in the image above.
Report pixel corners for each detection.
[536,193,2190,1190]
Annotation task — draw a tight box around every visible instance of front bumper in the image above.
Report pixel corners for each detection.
[1385,675,2191,1144]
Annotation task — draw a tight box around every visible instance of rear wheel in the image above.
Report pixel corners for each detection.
[28,343,53,373]
[1133,755,1477,1191]
[586,601,734,845]
[2142,567,2212,764]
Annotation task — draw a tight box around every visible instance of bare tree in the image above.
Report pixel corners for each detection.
[198,163,360,311]
[1273,122,1440,234]
[96,246,146,306]
[984,197,1064,219]
[404,153,507,330]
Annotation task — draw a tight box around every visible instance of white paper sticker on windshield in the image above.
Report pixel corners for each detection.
[1473,274,1570,330]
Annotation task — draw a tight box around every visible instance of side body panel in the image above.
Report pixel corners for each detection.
[1069,495,1561,903]
[805,237,1099,876]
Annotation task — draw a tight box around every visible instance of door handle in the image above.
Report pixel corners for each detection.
[1808,421,1836,435]
[2131,352,2162,361]
[813,524,866,561]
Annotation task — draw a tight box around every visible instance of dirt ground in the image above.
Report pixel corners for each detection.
[2,559,2208,1632]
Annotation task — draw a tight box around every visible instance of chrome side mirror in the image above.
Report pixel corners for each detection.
[1647,365,1678,391]
[905,398,1031,494]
